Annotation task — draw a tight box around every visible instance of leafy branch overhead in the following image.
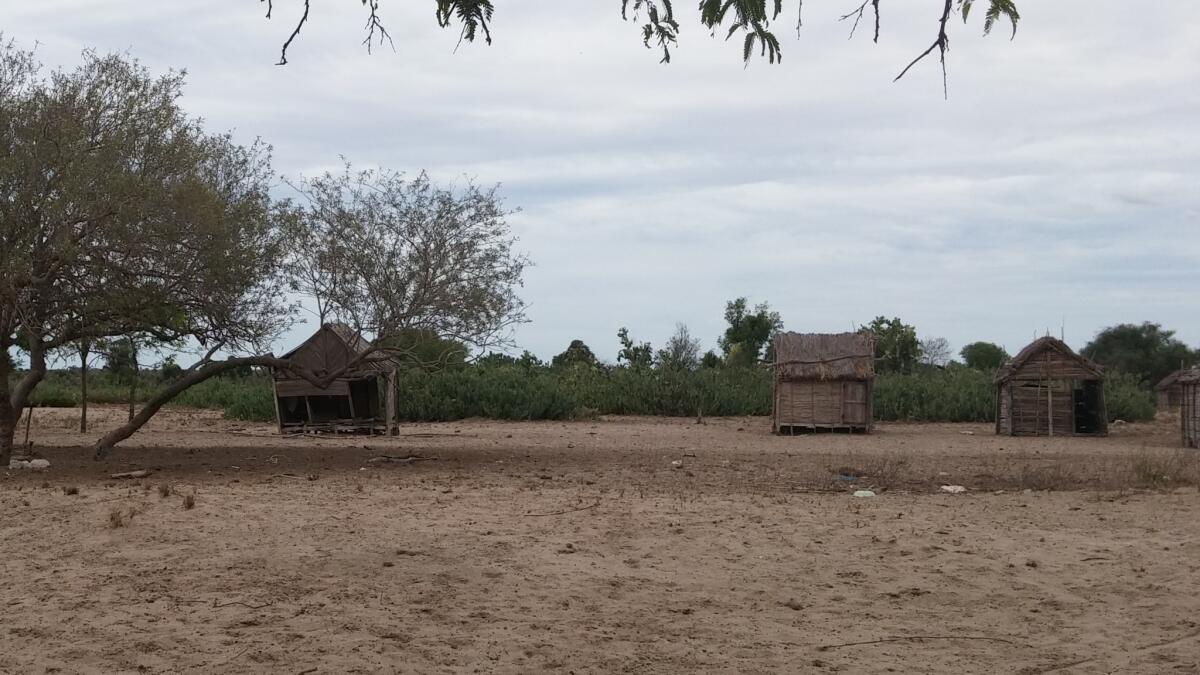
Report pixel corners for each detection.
[261,0,1019,84]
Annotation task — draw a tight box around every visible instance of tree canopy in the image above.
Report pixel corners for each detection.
[280,164,528,351]
[1081,323,1198,387]
[616,327,654,369]
[865,317,920,374]
[719,298,782,368]
[552,340,600,369]
[0,43,288,462]
[260,1,1020,89]
[960,341,1009,370]
[0,41,534,460]
[657,323,701,372]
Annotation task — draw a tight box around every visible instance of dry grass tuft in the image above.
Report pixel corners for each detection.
[1014,464,1079,492]
[157,482,173,498]
[108,508,126,529]
[62,486,79,496]
[853,454,910,491]
[1129,450,1200,488]
[182,493,196,510]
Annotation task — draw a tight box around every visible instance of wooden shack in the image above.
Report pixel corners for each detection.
[1181,369,1200,449]
[995,336,1106,437]
[771,332,875,434]
[1155,370,1187,414]
[272,323,397,434]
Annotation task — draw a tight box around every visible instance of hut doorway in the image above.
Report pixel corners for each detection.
[1073,381,1104,434]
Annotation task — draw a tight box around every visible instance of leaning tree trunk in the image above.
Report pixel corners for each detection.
[0,343,46,466]
[91,353,373,458]
[126,337,138,422]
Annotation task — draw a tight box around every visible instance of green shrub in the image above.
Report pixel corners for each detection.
[12,360,1162,426]
[1105,370,1156,422]
[873,367,994,422]
[28,382,79,407]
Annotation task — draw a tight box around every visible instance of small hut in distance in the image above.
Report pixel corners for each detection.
[272,323,397,434]
[1156,370,1188,414]
[1181,369,1200,449]
[995,336,1107,437]
[771,332,875,434]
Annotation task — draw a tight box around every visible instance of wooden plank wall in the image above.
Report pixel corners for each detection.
[998,384,1012,434]
[1184,383,1199,449]
[1009,380,1074,437]
[775,380,869,428]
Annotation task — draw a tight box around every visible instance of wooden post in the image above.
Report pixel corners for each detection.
[271,377,283,434]
[386,369,397,436]
[1047,385,1054,437]
[345,382,357,421]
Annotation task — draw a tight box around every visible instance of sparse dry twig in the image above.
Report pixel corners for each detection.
[524,500,601,517]
[818,634,1018,651]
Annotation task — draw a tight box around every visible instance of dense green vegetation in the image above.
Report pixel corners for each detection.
[16,362,1157,426]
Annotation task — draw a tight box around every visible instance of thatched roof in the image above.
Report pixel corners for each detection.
[1156,369,1190,390]
[278,323,393,379]
[996,336,1103,383]
[1178,368,1200,386]
[772,332,875,381]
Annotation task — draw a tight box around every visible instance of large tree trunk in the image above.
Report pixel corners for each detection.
[80,342,90,433]
[0,340,47,466]
[91,351,383,458]
[0,356,14,468]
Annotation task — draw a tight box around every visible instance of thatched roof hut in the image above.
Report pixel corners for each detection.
[995,336,1106,437]
[272,323,397,434]
[1180,368,1200,448]
[771,332,875,434]
[1156,370,1188,413]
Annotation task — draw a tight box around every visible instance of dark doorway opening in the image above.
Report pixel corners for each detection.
[1073,381,1104,434]
[308,395,352,423]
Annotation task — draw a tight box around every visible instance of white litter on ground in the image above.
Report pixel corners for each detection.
[852,490,876,498]
[8,458,49,470]
[940,485,967,494]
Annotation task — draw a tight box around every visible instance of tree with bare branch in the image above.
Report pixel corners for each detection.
[282,165,530,352]
[2,41,532,459]
[258,0,1018,89]
[0,42,292,464]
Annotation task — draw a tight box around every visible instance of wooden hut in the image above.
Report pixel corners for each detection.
[771,332,875,434]
[995,336,1107,437]
[1181,369,1200,449]
[272,323,397,434]
[1155,370,1187,414]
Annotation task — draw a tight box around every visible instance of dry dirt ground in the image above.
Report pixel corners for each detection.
[3,407,1200,674]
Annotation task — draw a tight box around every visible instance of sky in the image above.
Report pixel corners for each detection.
[7,1,1199,362]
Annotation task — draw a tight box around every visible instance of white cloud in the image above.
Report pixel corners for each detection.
[6,0,1198,360]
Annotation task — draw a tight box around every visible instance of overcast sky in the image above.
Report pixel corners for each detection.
[8,1,1199,362]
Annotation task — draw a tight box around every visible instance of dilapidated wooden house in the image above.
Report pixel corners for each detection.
[995,336,1106,437]
[1181,369,1200,449]
[1156,370,1187,414]
[272,323,397,434]
[771,332,875,434]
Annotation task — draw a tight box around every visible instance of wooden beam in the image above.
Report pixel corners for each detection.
[386,369,397,437]
[271,378,283,434]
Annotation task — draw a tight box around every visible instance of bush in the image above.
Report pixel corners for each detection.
[28,382,79,407]
[12,360,1163,427]
[1104,370,1156,423]
[873,367,994,422]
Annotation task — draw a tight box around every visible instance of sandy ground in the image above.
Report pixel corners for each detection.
[2,407,1200,674]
